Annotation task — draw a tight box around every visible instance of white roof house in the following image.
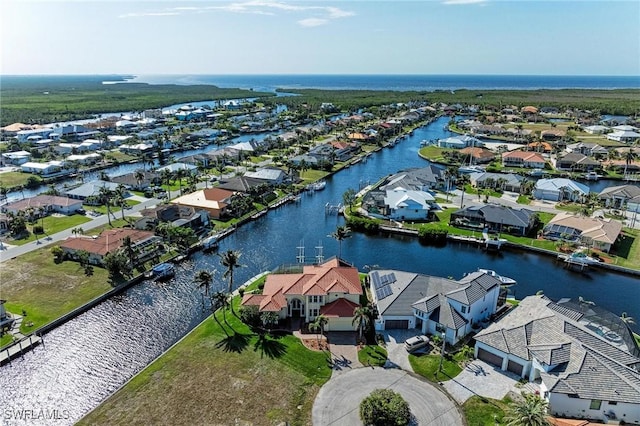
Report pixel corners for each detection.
[533,178,590,202]
[436,135,482,149]
[20,161,66,176]
[607,130,640,143]
[244,168,287,184]
[157,162,198,175]
[383,188,435,220]
[582,125,609,134]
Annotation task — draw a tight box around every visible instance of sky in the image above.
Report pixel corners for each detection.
[2,0,639,76]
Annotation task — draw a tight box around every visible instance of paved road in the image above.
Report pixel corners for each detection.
[0,197,161,263]
[312,367,463,426]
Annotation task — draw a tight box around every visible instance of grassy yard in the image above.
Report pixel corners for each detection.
[610,228,640,269]
[0,172,42,189]
[1,246,112,334]
[85,199,140,216]
[418,146,453,164]
[78,296,331,425]
[358,345,388,367]
[299,169,329,184]
[0,333,14,348]
[103,151,138,163]
[408,349,465,382]
[462,395,511,426]
[9,214,92,246]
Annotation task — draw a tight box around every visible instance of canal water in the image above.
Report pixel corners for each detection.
[1,116,638,425]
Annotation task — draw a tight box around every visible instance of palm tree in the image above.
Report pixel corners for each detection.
[195,270,213,297]
[330,225,351,259]
[504,392,551,426]
[98,186,114,226]
[352,305,372,342]
[71,227,84,236]
[620,312,635,325]
[134,170,145,189]
[623,149,637,177]
[311,314,329,350]
[211,291,230,336]
[219,249,244,314]
[113,184,128,221]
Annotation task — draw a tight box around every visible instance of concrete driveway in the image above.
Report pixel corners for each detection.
[312,367,463,426]
[327,332,361,375]
[443,359,540,404]
[380,329,427,372]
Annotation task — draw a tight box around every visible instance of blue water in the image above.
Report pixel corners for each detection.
[126,74,640,91]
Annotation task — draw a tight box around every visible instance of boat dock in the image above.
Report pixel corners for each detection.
[0,334,43,365]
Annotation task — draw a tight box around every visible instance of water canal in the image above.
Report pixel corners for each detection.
[1,116,639,425]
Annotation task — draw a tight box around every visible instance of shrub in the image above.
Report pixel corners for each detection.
[360,389,411,426]
[33,225,44,234]
[239,305,261,327]
[417,225,448,245]
[347,215,380,234]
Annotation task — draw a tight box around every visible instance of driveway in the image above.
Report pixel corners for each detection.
[312,367,463,426]
[443,359,540,404]
[380,329,426,371]
[327,332,361,375]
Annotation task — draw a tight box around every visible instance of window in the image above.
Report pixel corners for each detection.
[568,394,579,399]
[461,306,467,314]
[608,401,617,406]
[310,308,318,318]
[589,400,602,410]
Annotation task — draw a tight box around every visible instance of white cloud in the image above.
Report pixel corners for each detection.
[298,18,328,27]
[118,1,355,25]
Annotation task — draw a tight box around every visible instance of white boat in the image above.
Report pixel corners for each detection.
[478,268,517,285]
[201,234,220,251]
[583,171,600,181]
[151,263,175,281]
[312,180,326,191]
[562,251,601,265]
[458,165,486,174]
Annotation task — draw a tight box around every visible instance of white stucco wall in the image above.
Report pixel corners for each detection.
[549,393,640,425]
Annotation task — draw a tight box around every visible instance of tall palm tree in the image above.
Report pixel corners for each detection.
[195,270,213,297]
[98,186,114,226]
[113,184,128,221]
[504,393,551,426]
[620,312,635,325]
[330,225,351,259]
[219,249,244,314]
[311,314,329,350]
[134,170,145,189]
[352,305,372,342]
[211,291,230,336]
[623,149,637,177]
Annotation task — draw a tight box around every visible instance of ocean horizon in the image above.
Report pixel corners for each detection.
[123,73,640,92]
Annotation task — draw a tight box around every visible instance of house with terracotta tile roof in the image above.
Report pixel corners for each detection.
[502,151,547,169]
[459,147,496,164]
[474,295,640,425]
[240,258,362,331]
[542,212,622,253]
[170,188,234,219]
[2,195,83,216]
[60,228,161,265]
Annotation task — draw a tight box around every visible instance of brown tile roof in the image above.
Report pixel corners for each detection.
[320,298,360,318]
[502,151,546,162]
[5,195,81,211]
[60,228,155,256]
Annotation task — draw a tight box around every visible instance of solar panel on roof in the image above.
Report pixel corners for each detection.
[388,272,396,283]
[372,272,382,288]
[376,284,393,300]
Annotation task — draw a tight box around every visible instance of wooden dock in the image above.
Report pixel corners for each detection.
[0,334,43,365]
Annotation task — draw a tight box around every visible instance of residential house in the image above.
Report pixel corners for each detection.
[64,180,123,202]
[16,127,55,143]
[436,135,482,149]
[66,153,102,166]
[502,151,547,169]
[217,176,267,193]
[244,167,288,185]
[111,170,161,190]
[382,188,437,221]
[370,269,502,346]
[1,151,31,166]
[582,125,609,134]
[20,161,67,177]
[450,204,536,236]
[598,185,640,211]
[241,258,362,331]
[469,172,524,193]
[543,212,622,252]
[0,214,9,234]
[2,195,83,216]
[170,187,234,219]
[541,129,566,141]
[459,147,496,164]
[138,204,209,231]
[60,228,161,266]
[533,178,589,202]
[474,295,640,425]
[556,153,601,172]
[157,162,198,176]
[565,142,609,158]
[607,130,640,143]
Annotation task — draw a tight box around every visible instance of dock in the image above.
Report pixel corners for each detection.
[0,334,43,365]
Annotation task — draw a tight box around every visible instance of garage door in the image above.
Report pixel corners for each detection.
[327,317,355,332]
[507,360,524,376]
[385,320,409,329]
[477,348,503,367]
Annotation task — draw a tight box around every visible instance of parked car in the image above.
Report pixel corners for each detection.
[404,335,429,352]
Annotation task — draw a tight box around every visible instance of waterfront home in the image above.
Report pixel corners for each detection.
[170,188,234,219]
[474,295,640,425]
[1,150,31,166]
[542,212,622,252]
[502,151,547,169]
[459,147,496,164]
[565,142,610,157]
[469,172,524,193]
[217,176,268,193]
[138,204,209,232]
[240,258,362,332]
[450,204,536,236]
[435,135,482,149]
[598,185,640,211]
[582,124,609,135]
[157,162,198,176]
[607,130,640,143]
[382,188,437,221]
[243,167,287,185]
[111,170,161,190]
[555,153,601,172]
[15,127,56,143]
[64,180,123,202]
[0,214,9,234]
[20,160,68,177]
[66,153,102,166]
[527,142,553,153]
[533,178,589,202]
[60,228,161,266]
[370,269,502,346]
[2,195,83,216]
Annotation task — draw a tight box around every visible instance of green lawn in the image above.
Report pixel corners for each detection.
[0,172,42,189]
[358,345,388,367]
[1,246,112,333]
[418,146,453,163]
[10,214,91,246]
[85,199,140,215]
[299,169,330,184]
[0,333,14,349]
[408,350,465,382]
[610,228,640,269]
[78,289,331,425]
[103,151,137,163]
[462,396,510,426]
